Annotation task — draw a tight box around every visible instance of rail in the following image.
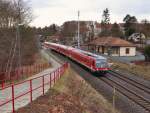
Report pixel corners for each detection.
[0,63,50,88]
[100,74,150,112]
[0,63,69,113]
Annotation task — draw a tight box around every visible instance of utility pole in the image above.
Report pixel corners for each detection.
[77,11,80,48]
[17,24,21,77]
[17,23,23,77]
[113,86,116,113]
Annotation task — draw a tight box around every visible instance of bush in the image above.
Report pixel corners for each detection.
[144,45,150,61]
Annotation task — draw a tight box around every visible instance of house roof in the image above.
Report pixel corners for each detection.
[89,37,136,47]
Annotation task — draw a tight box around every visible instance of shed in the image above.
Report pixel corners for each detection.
[88,37,136,56]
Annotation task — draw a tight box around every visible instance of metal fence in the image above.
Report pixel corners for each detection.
[0,63,50,88]
[0,63,68,113]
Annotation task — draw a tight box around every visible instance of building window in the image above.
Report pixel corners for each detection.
[126,48,130,54]
[111,47,119,54]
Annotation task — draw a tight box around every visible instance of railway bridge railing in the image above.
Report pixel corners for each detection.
[0,63,69,113]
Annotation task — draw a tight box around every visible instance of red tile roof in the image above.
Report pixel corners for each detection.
[89,37,136,47]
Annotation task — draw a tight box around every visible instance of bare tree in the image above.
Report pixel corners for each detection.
[0,0,33,28]
[0,0,34,72]
[12,0,33,25]
[0,0,12,28]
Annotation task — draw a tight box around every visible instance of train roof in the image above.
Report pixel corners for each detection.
[45,42,106,60]
[45,42,68,49]
[76,49,106,60]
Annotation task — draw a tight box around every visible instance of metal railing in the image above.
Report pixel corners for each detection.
[0,63,50,88]
[0,63,68,113]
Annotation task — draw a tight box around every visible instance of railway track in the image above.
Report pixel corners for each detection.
[99,71,150,112]
[109,70,150,94]
[50,50,150,113]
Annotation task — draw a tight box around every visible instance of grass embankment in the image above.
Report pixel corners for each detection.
[17,68,120,113]
[111,61,150,80]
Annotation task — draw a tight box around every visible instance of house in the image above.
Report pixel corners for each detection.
[86,21,102,37]
[88,37,136,56]
[128,33,146,43]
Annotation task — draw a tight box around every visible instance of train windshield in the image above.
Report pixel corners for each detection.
[96,59,108,68]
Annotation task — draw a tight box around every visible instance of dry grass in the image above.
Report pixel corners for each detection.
[54,68,121,113]
[17,68,121,113]
[111,61,150,80]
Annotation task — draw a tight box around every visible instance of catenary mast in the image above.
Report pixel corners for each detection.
[77,11,80,48]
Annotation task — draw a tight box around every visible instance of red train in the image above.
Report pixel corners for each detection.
[44,42,110,73]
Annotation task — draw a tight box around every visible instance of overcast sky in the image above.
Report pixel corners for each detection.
[29,0,150,27]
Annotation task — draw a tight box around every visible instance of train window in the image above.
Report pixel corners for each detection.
[96,59,108,68]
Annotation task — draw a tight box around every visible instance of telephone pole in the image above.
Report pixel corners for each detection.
[113,86,116,112]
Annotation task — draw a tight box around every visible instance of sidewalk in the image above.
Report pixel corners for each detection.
[0,49,62,113]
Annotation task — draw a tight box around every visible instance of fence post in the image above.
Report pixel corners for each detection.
[40,64,42,72]
[27,67,29,76]
[55,71,56,83]
[1,81,4,89]
[16,70,18,81]
[37,64,39,73]
[60,66,62,75]
[30,65,32,75]
[57,69,59,80]
[60,67,62,76]
[36,64,38,73]
[62,65,64,74]
[28,66,30,76]
[11,84,15,113]
[50,73,51,88]
[54,71,55,84]
[30,80,32,102]
[42,76,44,95]
[58,68,60,79]
[56,69,58,81]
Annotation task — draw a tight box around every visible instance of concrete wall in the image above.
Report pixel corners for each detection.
[119,47,136,56]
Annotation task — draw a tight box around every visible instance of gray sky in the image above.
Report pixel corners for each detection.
[29,0,150,27]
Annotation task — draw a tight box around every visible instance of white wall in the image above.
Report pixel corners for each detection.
[111,54,119,56]
[119,47,136,56]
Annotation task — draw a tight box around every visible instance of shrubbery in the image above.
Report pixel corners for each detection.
[144,45,150,61]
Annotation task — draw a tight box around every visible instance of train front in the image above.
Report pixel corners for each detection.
[94,58,110,73]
